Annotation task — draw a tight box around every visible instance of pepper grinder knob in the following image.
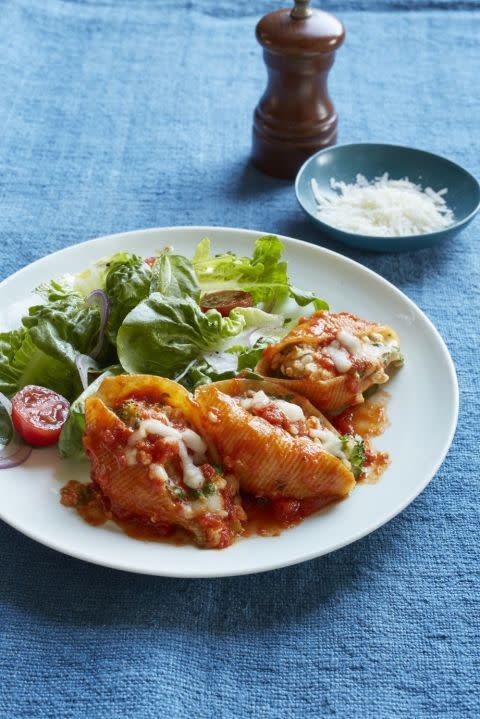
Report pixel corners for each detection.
[291,0,312,20]
[251,0,345,179]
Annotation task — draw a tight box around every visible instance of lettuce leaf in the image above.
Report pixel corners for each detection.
[289,287,329,311]
[193,235,288,309]
[193,236,328,312]
[104,254,152,343]
[236,337,277,372]
[117,294,246,378]
[174,358,237,391]
[23,291,102,357]
[150,251,200,301]
[0,288,103,400]
[174,358,262,392]
[37,251,135,299]
[0,329,79,400]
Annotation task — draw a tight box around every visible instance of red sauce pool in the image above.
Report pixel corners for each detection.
[60,480,190,545]
[241,494,337,537]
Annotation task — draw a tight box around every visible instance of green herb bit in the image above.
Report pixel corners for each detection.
[203,482,216,496]
[116,400,140,425]
[349,439,366,479]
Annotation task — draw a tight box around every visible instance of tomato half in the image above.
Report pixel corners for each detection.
[200,290,254,317]
[11,385,70,447]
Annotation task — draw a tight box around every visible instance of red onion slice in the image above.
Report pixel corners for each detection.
[86,289,110,358]
[0,392,32,469]
[0,445,32,469]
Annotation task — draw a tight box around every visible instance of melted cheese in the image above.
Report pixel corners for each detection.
[323,341,352,373]
[239,391,305,422]
[190,491,227,518]
[336,329,399,366]
[125,447,138,466]
[239,390,270,411]
[337,329,362,356]
[149,463,169,482]
[272,399,305,422]
[128,418,207,490]
[308,426,345,459]
[177,441,205,490]
[129,419,181,445]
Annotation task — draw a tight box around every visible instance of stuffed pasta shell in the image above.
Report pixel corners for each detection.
[256,311,403,412]
[83,375,245,549]
[196,378,361,502]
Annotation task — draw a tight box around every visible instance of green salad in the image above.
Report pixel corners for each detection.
[0,235,328,459]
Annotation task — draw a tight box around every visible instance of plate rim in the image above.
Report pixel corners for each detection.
[0,225,459,577]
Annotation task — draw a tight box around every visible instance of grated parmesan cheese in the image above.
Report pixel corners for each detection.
[311,174,454,237]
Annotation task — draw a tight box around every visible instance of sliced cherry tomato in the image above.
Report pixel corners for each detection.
[200,290,254,317]
[144,256,158,267]
[11,385,70,447]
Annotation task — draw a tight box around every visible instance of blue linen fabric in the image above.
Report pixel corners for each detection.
[0,1,479,717]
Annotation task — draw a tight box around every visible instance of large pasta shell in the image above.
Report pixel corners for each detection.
[256,311,401,412]
[195,378,356,500]
[94,374,220,464]
[83,374,242,548]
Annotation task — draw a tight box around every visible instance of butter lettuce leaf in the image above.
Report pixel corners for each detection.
[193,235,288,309]
[0,287,104,400]
[150,251,200,302]
[0,328,79,400]
[193,236,327,312]
[104,254,152,343]
[37,251,134,300]
[23,291,102,357]
[117,294,246,378]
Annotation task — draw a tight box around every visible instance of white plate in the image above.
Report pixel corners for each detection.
[0,226,458,577]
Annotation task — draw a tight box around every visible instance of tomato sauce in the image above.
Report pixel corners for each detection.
[329,390,391,483]
[331,391,390,438]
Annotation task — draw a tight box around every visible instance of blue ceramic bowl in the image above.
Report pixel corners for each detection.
[295,143,480,252]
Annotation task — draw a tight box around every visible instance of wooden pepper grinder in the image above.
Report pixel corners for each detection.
[251,0,345,179]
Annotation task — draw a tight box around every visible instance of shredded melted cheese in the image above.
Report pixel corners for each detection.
[311,174,454,237]
[323,341,352,373]
[323,329,400,373]
[128,419,207,490]
[239,390,305,422]
[308,426,345,460]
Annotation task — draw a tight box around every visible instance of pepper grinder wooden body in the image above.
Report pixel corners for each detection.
[251,0,345,179]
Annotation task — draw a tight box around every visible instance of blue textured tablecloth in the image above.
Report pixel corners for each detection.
[0,1,479,717]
